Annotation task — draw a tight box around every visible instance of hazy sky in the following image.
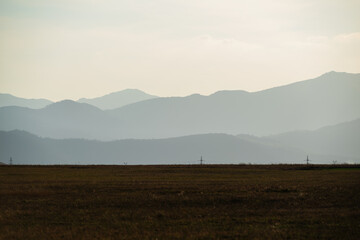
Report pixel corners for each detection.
[0,0,359,101]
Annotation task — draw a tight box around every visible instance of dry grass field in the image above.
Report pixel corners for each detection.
[0,165,359,239]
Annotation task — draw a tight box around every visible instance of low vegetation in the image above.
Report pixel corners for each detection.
[1,165,359,239]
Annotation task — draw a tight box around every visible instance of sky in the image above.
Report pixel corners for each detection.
[0,0,359,101]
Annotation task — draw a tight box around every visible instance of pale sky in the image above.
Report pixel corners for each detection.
[0,0,359,101]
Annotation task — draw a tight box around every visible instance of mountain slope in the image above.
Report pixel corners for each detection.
[108,71,360,138]
[0,72,359,140]
[0,130,339,165]
[264,118,360,159]
[0,100,123,140]
[0,93,52,109]
[77,89,158,110]
[2,117,358,165]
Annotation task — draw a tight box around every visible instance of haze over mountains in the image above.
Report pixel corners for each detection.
[265,119,360,160]
[1,131,299,165]
[1,117,359,165]
[77,89,158,110]
[1,89,158,110]
[0,93,53,109]
[1,71,359,164]
[1,71,359,140]
[108,71,360,138]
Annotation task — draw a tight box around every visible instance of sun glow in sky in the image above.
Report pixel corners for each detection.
[0,0,359,101]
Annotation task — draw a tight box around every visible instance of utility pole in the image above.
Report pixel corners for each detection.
[200,156,204,165]
[9,157,12,165]
[306,155,310,165]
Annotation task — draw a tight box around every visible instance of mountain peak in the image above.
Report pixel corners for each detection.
[44,100,102,112]
[77,89,158,110]
[46,100,79,107]
[119,89,148,93]
[210,90,249,97]
[0,93,52,109]
[187,93,204,98]
[318,71,359,79]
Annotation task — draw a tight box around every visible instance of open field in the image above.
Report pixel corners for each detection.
[1,165,360,239]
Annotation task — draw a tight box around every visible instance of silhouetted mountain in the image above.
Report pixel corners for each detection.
[264,118,360,160]
[0,72,359,140]
[77,89,158,110]
[0,100,123,140]
[1,130,344,165]
[108,71,360,138]
[0,93,52,109]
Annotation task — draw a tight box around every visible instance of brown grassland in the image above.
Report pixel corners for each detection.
[0,164,359,239]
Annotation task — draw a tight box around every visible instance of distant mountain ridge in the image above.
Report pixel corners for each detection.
[0,93,53,109]
[1,117,359,165]
[107,71,360,138]
[0,72,359,140]
[77,89,158,110]
[264,118,360,159]
[1,130,353,165]
[0,100,122,140]
[0,89,158,110]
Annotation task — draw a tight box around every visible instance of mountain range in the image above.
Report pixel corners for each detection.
[1,71,359,140]
[1,89,158,110]
[0,93,53,109]
[108,71,360,138]
[264,118,360,160]
[0,117,358,165]
[1,71,359,164]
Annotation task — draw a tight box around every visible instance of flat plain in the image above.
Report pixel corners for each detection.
[0,165,359,239]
